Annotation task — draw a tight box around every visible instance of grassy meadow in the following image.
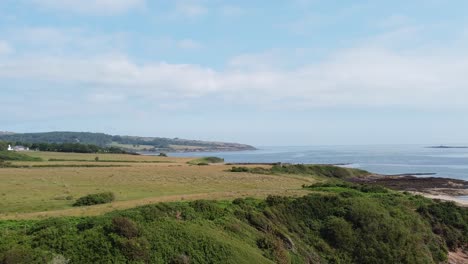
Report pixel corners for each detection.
[0,151,313,219]
[1,151,467,263]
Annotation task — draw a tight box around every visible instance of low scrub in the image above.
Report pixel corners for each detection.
[1,185,466,263]
[305,182,389,194]
[0,151,42,162]
[73,192,115,207]
[188,156,224,165]
[230,164,369,179]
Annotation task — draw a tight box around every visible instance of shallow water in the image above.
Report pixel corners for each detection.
[164,145,468,181]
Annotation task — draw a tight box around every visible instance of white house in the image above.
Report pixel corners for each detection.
[15,146,29,151]
[7,145,29,151]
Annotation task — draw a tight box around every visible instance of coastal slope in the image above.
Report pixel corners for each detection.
[0,131,256,153]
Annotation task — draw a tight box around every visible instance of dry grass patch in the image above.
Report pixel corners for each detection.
[0,152,315,219]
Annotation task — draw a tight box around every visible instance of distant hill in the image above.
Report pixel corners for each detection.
[0,131,256,153]
[427,145,468,149]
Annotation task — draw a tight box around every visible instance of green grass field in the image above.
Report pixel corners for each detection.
[1,151,467,263]
[0,152,314,219]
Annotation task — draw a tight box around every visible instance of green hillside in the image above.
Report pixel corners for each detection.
[0,132,256,152]
[1,185,466,264]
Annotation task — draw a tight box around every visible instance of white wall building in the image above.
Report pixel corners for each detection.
[7,145,29,151]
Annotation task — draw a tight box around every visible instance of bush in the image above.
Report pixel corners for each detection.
[0,160,13,168]
[230,164,369,178]
[112,217,139,239]
[1,247,48,264]
[0,185,465,264]
[188,157,224,165]
[0,141,8,151]
[171,254,190,264]
[189,200,225,220]
[270,164,369,178]
[321,216,355,249]
[73,192,115,207]
[117,237,150,262]
[418,201,468,250]
[230,166,250,172]
[0,151,42,162]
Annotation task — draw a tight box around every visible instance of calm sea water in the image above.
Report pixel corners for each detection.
[166,145,468,181]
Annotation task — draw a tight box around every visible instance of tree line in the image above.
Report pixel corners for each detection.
[0,141,136,154]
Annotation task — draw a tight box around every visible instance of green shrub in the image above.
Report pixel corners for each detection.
[188,157,224,165]
[73,192,115,207]
[116,237,150,262]
[189,200,225,220]
[417,201,468,250]
[0,142,8,151]
[270,164,369,178]
[0,160,13,168]
[202,157,224,163]
[0,185,465,264]
[171,254,190,264]
[321,216,356,249]
[0,247,49,264]
[0,151,42,162]
[112,217,139,239]
[230,166,250,172]
[230,164,369,178]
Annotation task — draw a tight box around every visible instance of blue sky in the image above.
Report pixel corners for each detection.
[1,0,468,146]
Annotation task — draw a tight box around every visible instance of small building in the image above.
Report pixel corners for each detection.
[7,145,29,151]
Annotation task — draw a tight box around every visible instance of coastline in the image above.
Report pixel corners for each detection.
[348,174,468,206]
[411,192,468,207]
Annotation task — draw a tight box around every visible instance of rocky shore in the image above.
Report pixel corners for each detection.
[348,174,468,206]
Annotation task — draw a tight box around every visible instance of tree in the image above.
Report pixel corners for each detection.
[0,141,8,151]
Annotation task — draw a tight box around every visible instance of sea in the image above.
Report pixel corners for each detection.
[167,145,468,181]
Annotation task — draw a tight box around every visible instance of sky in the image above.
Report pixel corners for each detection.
[1,0,468,146]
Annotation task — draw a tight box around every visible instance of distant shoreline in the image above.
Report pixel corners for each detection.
[427,145,468,149]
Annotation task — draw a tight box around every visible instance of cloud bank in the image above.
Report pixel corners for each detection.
[31,0,145,15]
[1,46,467,109]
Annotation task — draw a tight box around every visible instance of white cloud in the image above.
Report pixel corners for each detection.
[31,0,145,15]
[177,39,202,50]
[1,45,468,109]
[378,15,412,29]
[0,41,13,55]
[2,21,468,110]
[228,51,281,71]
[6,27,128,55]
[219,6,245,17]
[87,93,126,103]
[174,1,207,17]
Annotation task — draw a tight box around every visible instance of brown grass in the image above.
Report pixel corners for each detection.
[0,152,315,219]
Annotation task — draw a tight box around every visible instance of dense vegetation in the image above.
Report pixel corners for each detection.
[6,142,133,155]
[73,192,116,207]
[34,142,132,154]
[0,132,113,146]
[0,151,42,162]
[188,157,225,165]
[0,141,8,151]
[230,164,370,179]
[0,184,466,264]
[0,132,256,152]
